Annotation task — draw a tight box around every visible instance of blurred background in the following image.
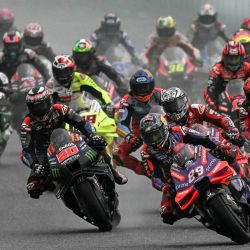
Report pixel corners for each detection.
[2,0,249,53]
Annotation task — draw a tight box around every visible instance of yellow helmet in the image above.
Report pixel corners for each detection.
[156,16,176,37]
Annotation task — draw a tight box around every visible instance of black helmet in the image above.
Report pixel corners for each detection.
[26,86,52,121]
[129,69,154,102]
[23,22,44,48]
[101,13,121,34]
[198,4,217,27]
[161,87,189,122]
[3,30,22,60]
[140,113,169,148]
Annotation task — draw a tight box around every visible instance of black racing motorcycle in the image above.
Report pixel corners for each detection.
[47,128,120,231]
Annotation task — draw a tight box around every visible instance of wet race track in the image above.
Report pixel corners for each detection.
[1,0,250,249]
[0,133,249,250]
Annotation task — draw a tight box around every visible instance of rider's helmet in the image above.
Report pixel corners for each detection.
[156,16,176,38]
[241,17,250,32]
[140,113,169,148]
[26,86,52,122]
[198,3,217,28]
[101,13,121,35]
[222,41,246,72]
[129,69,154,102]
[72,39,95,69]
[3,30,22,61]
[232,31,250,61]
[52,55,75,86]
[243,78,250,100]
[0,8,14,33]
[161,87,189,122]
[23,22,44,48]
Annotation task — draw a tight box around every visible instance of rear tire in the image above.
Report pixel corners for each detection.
[75,180,113,232]
[207,193,250,244]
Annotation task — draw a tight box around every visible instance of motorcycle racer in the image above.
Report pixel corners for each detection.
[139,113,244,224]
[143,16,202,74]
[113,69,164,175]
[23,22,56,62]
[0,30,50,81]
[46,55,115,117]
[204,41,250,112]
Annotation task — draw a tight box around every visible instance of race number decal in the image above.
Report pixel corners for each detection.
[188,166,204,183]
[168,64,185,74]
[81,114,97,124]
[56,145,79,163]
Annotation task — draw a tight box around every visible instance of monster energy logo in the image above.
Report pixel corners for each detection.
[85,150,96,161]
[51,168,60,178]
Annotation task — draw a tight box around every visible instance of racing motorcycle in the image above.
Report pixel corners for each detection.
[47,128,120,231]
[156,48,206,103]
[9,63,44,134]
[66,97,118,155]
[170,142,250,244]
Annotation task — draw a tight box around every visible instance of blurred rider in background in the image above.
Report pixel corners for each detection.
[143,16,202,74]
[90,13,139,64]
[23,22,56,62]
[188,3,229,51]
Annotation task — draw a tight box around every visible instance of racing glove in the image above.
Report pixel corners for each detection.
[102,104,116,118]
[88,134,107,150]
[227,127,240,140]
[126,134,143,151]
[33,163,47,177]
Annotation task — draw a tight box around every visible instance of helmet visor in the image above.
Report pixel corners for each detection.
[4,42,20,53]
[224,55,241,71]
[52,66,74,84]
[142,126,167,146]
[199,15,216,25]
[0,22,12,31]
[102,22,120,33]
[28,98,51,120]
[131,82,154,96]
[163,97,188,121]
[157,27,175,37]
[24,36,43,47]
[73,52,92,66]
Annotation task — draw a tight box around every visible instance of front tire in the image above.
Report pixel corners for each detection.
[207,192,250,244]
[75,180,113,232]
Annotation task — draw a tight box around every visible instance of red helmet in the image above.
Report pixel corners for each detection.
[243,78,250,100]
[0,8,14,32]
[23,22,44,47]
[52,55,75,85]
[222,41,246,72]
[241,17,250,32]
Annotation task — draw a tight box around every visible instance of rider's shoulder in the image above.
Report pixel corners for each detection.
[190,103,206,114]
[24,48,37,59]
[210,63,223,74]
[120,93,132,105]
[52,104,69,115]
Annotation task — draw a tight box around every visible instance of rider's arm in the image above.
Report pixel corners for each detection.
[173,126,220,149]
[120,31,137,58]
[54,104,94,137]
[25,48,51,82]
[76,73,112,105]
[90,30,99,50]
[40,42,56,62]
[20,116,38,168]
[97,60,124,89]
[117,95,133,138]
[176,32,200,61]
[204,65,225,108]
[218,23,229,42]
[194,104,236,132]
